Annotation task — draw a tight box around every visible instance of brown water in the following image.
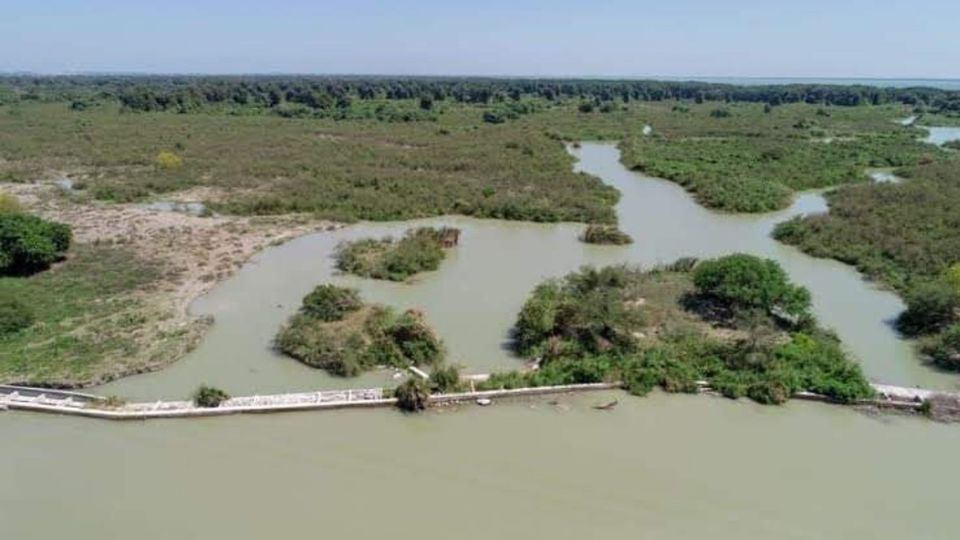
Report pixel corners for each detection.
[4,143,959,539]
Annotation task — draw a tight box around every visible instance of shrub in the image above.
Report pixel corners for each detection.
[513,266,645,358]
[580,224,633,245]
[429,364,462,393]
[897,280,960,335]
[0,192,23,214]
[276,291,445,377]
[0,295,34,336]
[154,150,183,169]
[193,385,230,408]
[394,377,430,412]
[387,310,444,366]
[482,111,505,124]
[693,254,811,323]
[300,284,362,322]
[0,213,72,275]
[335,227,458,281]
[922,324,960,371]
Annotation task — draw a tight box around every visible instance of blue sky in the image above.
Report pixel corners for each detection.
[2,0,957,78]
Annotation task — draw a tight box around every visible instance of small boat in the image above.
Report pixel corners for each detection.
[592,399,618,411]
[476,398,492,406]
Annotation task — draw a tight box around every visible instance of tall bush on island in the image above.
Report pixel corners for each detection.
[0,213,72,275]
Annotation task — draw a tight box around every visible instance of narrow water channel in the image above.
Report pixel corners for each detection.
[4,142,960,540]
[99,142,957,399]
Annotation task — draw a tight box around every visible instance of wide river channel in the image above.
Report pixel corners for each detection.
[3,141,960,539]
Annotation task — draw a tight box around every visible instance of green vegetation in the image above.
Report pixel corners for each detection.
[0,245,180,387]
[394,377,431,412]
[0,101,619,224]
[428,364,464,394]
[276,285,444,376]
[619,103,939,212]
[580,224,633,245]
[335,227,459,281]
[922,325,960,371]
[0,214,72,275]
[2,75,954,388]
[4,76,954,114]
[773,157,960,372]
[193,385,230,408]
[773,159,960,292]
[482,259,872,404]
[692,254,812,324]
[0,295,34,336]
[0,192,23,214]
[299,284,363,322]
[897,280,960,336]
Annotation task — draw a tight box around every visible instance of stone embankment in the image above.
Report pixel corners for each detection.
[1,381,956,421]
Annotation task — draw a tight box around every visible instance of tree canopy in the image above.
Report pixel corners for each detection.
[692,254,812,323]
[0,214,72,275]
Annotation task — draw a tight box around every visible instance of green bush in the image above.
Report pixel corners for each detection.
[193,385,230,408]
[922,324,960,371]
[300,284,362,322]
[276,290,445,377]
[0,213,72,275]
[580,224,633,245]
[693,254,811,323]
[0,295,34,336]
[394,377,431,412]
[513,265,645,358]
[429,364,462,393]
[897,280,960,336]
[335,227,458,281]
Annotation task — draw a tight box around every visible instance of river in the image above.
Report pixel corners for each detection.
[3,142,959,539]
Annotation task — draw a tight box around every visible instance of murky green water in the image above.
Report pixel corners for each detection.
[4,143,959,539]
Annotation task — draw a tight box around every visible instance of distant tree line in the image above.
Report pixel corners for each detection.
[1,75,958,114]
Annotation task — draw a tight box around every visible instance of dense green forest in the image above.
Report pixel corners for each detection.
[3,75,959,116]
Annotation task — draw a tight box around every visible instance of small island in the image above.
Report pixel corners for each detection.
[335,226,460,281]
[480,254,873,405]
[275,284,445,376]
[579,224,633,245]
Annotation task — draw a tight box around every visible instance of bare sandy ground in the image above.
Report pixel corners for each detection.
[2,181,340,386]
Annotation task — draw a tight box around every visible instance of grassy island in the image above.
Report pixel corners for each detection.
[276,284,444,376]
[580,224,633,245]
[335,227,460,281]
[479,256,873,404]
